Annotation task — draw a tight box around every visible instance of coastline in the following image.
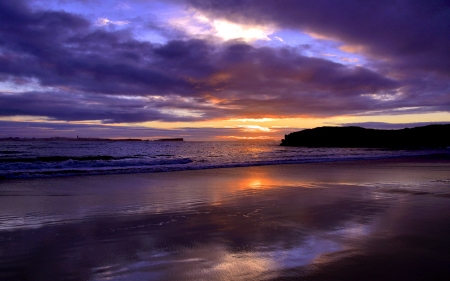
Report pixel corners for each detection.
[1,157,450,280]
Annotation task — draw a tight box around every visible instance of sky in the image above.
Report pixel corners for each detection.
[1,0,449,140]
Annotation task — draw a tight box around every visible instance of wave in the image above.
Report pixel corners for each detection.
[0,155,126,163]
[0,150,23,155]
[0,157,194,178]
[2,152,448,179]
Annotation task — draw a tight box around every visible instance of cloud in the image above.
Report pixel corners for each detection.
[0,120,297,140]
[181,0,450,76]
[166,9,274,42]
[0,0,449,128]
[274,36,284,42]
[95,17,130,26]
[114,2,131,10]
[0,91,196,123]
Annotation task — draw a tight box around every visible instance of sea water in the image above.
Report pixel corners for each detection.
[0,140,448,178]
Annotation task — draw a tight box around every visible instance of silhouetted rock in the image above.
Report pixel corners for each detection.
[280,125,450,148]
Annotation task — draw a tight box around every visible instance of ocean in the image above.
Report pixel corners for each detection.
[1,140,448,178]
[2,142,450,280]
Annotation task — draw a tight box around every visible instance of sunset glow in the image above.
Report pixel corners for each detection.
[0,0,449,140]
[212,20,273,41]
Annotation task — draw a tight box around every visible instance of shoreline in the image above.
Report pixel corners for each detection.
[2,151,449,180]
[1,157,450,280]
[2,156,450,228]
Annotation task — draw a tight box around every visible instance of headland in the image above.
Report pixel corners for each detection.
[281,124,450,147]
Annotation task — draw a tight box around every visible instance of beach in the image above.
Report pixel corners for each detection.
[2,0,450,280]
[1,157,450,280]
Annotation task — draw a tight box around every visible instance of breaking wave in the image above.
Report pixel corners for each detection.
[0,140,448,179]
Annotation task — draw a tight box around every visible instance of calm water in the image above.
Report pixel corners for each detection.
[1,140,448,178]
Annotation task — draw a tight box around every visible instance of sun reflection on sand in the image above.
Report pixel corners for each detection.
[91,237,344,281]
[3,161,450,280]
[236,175,323,191]
[237,177,274,190]
[235,172,285,191]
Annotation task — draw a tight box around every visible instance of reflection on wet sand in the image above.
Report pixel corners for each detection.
[1,158,450,280]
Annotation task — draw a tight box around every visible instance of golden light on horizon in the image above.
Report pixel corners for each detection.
[228,118,277,122]
[219,136,275,140]
[11,111,449,141]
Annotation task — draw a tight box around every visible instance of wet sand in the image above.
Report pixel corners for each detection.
[1,157,450,280]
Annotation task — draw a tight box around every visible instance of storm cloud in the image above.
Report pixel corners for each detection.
[0,0,449,129]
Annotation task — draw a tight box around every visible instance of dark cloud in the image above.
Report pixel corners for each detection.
[0,91,197,123]
[0,0,449,129]
[204,44,403,117]
[182,0,450,75]
[0,1,196,97]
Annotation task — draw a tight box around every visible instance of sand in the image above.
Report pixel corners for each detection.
[1,157,450,280]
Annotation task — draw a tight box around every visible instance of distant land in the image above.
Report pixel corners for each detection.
[154,138,184,141]
[280,124,450,148]
[0,137,186,142]
[0,137,146,142]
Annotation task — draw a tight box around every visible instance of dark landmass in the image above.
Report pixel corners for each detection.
[280,124,450,148]
[0,137,146,142]
[154,138,184,141]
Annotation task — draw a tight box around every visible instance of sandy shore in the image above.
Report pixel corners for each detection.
[1,157,450,280]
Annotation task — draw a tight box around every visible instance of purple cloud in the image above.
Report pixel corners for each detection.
[0,0,449,129]
[182,0,450,75]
